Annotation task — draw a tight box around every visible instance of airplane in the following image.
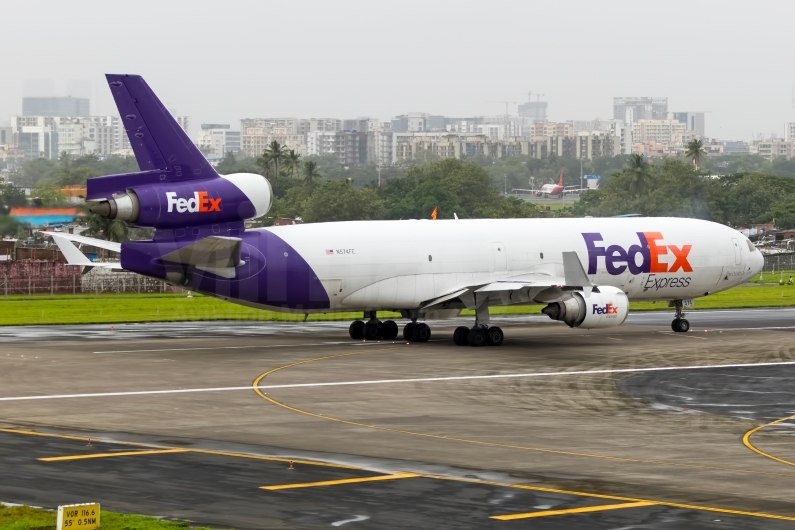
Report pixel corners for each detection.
[513,169,586,199]
[48,74,764,347]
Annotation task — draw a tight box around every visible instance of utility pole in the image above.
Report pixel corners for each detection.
[580,158,583,193]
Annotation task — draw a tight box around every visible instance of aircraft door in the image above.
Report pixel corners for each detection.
[491,242,507,272]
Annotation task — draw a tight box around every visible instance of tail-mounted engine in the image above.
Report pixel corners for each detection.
[90,173,272,229]
[542,286,629,329]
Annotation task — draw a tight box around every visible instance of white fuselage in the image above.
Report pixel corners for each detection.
[262,217,763,312]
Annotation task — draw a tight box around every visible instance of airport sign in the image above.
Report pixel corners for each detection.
[57,503,99,530]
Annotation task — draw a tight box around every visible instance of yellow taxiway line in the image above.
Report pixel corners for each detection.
[39,449,190,461]
[261,472,420,491]
[492,501,657,520]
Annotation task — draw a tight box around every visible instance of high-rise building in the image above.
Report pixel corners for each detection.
[518,101,548,122]
[613,97,668,123]
[632,119,686,146]
[22,97,89,117]
[198,124,241,157]
[672,112,705,139]
[307,130,366,165]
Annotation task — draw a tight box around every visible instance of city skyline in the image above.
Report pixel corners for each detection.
[1,0,794,141]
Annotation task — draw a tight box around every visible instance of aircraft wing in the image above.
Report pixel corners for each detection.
[422,252,593,310]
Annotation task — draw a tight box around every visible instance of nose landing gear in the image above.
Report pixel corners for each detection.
[671,300,690,332]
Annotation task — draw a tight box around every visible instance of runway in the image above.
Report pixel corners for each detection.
[2,309,795,528]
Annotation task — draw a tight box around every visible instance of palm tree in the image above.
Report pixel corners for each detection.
[284,150,302,180]
[302,161,321,194]
[258,141,287,179]
[83,204,128,242]
[626,153,651,195]
[685,139,707,171]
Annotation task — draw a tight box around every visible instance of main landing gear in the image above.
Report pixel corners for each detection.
[349,311,400,341]
[671,300,690,333]
[452,293,504,347]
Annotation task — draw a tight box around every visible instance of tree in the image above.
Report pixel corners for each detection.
[258,141,287,179]
[685,139,707,171]
[302,180,386,222]
[625,153,651,195]
[82,204,129,242]
[283,150,302,180]
[302,160,322,194]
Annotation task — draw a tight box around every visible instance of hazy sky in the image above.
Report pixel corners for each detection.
[2,0,794,140]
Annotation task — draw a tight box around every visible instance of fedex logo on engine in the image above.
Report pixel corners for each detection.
[166,192,222,213]
[593,303,619,315]
[582,232,692,276]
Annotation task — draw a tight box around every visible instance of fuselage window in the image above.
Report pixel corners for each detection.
[540,252,544,259]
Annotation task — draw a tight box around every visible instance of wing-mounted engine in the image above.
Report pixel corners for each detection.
[89,173,272,229]
[541,285,629,329]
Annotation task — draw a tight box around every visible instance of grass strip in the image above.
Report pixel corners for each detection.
[0,503,218,530]
[2,284,795,326]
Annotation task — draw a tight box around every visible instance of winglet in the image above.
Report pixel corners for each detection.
[562,251,593,295]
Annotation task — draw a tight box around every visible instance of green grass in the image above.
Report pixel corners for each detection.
[3,284,795,326]
[0,503,217,530]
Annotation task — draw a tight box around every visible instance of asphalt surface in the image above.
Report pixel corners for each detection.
[2,309,795,529]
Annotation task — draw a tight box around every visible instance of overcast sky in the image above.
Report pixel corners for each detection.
[2,0,793,140]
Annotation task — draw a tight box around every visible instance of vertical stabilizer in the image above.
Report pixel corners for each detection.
[558,168,565,187]
[105,74,216,180]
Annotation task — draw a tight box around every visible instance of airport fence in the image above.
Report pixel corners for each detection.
[763,252,795,272]
[1,269,181,296]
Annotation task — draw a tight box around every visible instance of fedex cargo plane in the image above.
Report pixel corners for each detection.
[50,74,764,347]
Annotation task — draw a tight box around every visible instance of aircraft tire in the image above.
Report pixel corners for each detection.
[349,320,364,340]
[453,326,469,346]
[415,323,431,342]
[673,318,690,333]
[381,320,399,340]
[486,326,504,346]
[468,327,487,347]
[403,323,416,342]
[363,321,381,340]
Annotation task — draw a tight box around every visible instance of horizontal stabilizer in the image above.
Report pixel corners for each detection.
[43,232,122,253]
[160,236,242,269]
[45,233,122,273]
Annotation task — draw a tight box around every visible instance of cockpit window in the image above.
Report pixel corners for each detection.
[746,240,756,252]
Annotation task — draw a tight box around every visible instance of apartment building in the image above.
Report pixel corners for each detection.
[632,120,686,146]
[241,126,306,158]
[530,121,573,140]
[307,130,366,166]
[198,124,241,157]
[613,97,668,122]
[750,138,795,160]
[575,132,620,160]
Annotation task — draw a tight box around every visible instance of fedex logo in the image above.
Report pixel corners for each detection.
[582,232,692,276]
[166,191,222,213]
[593,303,619,315]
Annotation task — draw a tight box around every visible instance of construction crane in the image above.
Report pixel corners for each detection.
[490,101,517,116]
[526,91,545,102]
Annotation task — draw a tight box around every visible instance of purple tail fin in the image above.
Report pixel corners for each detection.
[87,75,219,200]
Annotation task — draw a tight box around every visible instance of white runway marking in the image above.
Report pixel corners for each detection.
[3,360,795,402]
[94,341,376,354]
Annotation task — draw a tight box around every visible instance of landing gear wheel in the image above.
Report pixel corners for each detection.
[349,320,364,340]
[453,326,469,346]
[403,323,416,342]
[381,320,399,340]
[673,318,690,333]
[363,321,381,340]
[414,323,431,342]
[486,326,504,346]
[468,327,487,347]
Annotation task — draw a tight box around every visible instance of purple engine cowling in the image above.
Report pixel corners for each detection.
[90,173,273,229]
